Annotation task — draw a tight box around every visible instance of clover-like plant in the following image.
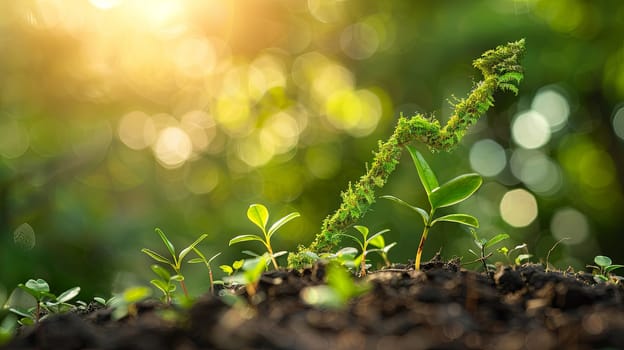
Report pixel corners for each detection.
[589,255,624,283]
[339,225,390,276]
[141,228,208,298]
[382,146,482,270]
[498,243,531,265]
[368,233,397,268]
[229,204,300,270]
[467,229,509,273]
[8,279,80,325]
[220,259,244,276]
[188,250,222,294]
[301,262,372,309]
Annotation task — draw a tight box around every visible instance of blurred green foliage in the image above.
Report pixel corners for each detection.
[2,0,624,297]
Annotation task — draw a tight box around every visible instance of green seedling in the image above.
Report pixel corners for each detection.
[141,229,208,298]
[382,147,482,270]
[8,279,80,325]
[589,255,624,283]
[229,204,300,270]
[225,254,269,298]
[0,313,16,346]
[339,225,390,276]
[220,259,244,276]
[467,229,509,273]
[368,232,397,268]
[302,247,360,270]
[109,286,152,320]
[188,250,222,294]
[498,243,531,265]
[149,264,182,304]
[301,262,372,309]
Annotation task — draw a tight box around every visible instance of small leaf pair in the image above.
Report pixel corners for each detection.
[382,145,482,270]
[229,204,300,270]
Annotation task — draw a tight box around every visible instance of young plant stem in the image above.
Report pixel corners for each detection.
[415,226,429,271]
[179,280,189,298]
[288,40,524,268]
[265,241,279,270]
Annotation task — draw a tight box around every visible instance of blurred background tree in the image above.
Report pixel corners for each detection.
[1,0,624,297]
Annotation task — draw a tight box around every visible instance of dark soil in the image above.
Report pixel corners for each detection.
[4,257,624,350]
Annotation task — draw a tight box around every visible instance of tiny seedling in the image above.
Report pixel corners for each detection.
[368,232,397,268]
[225,254,269,298]
[498,243,532,265]
[229,204,300,270]
[382,146,482,270]
[141,229,208,298]
[220,259,244,276]
[302,247,360,269]
[108,286,152,320]
[301,262,372,309]
[8,279,80,325]
[188,250,222,294]
[339,225,390,276]
[467,229,509,273]
[589,255,624,283]
[149,264,182,304]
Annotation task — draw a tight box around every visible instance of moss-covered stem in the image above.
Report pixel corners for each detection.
[288,39,525,268]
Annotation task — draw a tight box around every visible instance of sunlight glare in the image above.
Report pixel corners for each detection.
[153,127,193,168]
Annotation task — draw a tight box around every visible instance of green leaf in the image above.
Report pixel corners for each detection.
[353,225,369,240]
[141,248,171,264]
[24,279,50,293]
[272,251,288,259]
[179,234,208,262]
[267,212,300,239]
[605,265,624,274]
[122,286,152,303]
[56,287,80,304]
[187,258,204,264]
[155,228,176,260]
[368,234,385,249]
[220,265,234,275]
[208,252,222,264]
[247,204,269,231]
[431,213,479,228]
[366,229,390,245]
[229,234,265,246]
[243,255,268,283]
[515,254,532,265]
[484,233,510,249]
[232,259,244,270]
[150,280,169,294]
[170,274,184,282]
[9,308,32,319]
[429,173,482,209]
[406,146,439,195]
[382,242,397,254]
[380,195,429,225]
[595,255,612,268]
[151,264,171,280]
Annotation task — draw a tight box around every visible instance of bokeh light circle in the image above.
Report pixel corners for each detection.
[550,207,589,244]
[512,111,551,149]
[499,188,538,227]
[531,87,570,132]
[469,139,506,177]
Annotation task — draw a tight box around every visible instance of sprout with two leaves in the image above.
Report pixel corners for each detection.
[229,204,300,270]
[382,146,482,270]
